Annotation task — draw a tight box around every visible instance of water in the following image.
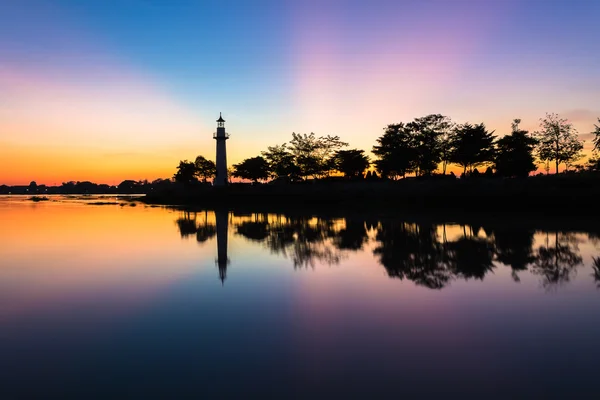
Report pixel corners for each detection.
[1,196,600,398]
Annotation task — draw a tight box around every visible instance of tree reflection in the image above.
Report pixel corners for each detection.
[236,215,345,268]
[531,232,583,289]
[176,213,198,238]
[588,231,600,247]
[445,233,495,280]
[236,221,269,241]
[372,221,585,288]
[333,219,369,250]
[175,211,216,243]
[592,257,600,289]
[373,222,453,289]
[177,211,593,290]
[196,224,216,243]
[490,227,537,282]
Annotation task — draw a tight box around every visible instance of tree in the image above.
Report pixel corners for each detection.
[372,123,416,179]
[535,113,583,174]
[450,123,496,175]
[593,118,600,153]
[439,128,456,175]
[194,156,216,182]
[586,119,600,172]
[231,156,270,183]
[288,133,347,179]
[173,160,198,184]
[261,144,300,180]
[494,119,538,178]
[408,114,454,176]
[562,134,584,171]
[333,149,370,178]
[28,181,38,193]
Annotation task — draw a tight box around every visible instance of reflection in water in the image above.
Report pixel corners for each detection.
[175,211,225,282]
[216,210,229,284]
[5,197,600,398]
[176,211,599,290]
[374,222,453,289]
[593,257,600,288]
[531,232,583,289]
[489,226,536,282]
[237,216,346,268]
[175,211,217,243]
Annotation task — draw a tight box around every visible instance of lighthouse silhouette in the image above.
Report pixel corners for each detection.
[213,113,229,186]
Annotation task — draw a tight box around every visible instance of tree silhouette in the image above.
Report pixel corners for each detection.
[232,156,270,183]
[194,156,216,183]
[174,160,198,184]
[535,113,583,174]
[494,119,538,178]
[408,114,453,176]
[586,155,600,172]
[372,123,415,179]
[261,144,300,180]
[333,149,370,179]
[586,119,600,172]
[450,123,496,175]
[289,133,347,179]
[593,119,600,152]
[372,115,454,178]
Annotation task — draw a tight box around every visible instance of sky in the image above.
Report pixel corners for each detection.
[1,0,599,185]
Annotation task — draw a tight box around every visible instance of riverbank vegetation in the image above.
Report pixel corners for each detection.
[139,113,600,213]
[172,113,599,186]
[4,113,599,208]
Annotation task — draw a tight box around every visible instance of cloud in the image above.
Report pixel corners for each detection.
[563,109,599,123]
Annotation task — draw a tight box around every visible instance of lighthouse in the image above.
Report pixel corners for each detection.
[213,113,229,186]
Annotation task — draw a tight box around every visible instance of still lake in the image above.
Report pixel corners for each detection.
[1,195,600,399]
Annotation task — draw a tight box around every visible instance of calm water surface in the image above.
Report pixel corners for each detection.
[1,196,600,398]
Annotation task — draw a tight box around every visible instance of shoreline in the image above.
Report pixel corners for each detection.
[140,175,600,217]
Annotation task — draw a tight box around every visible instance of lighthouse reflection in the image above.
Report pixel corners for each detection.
[175,210,230,283]
[175,211,597,290]
[215,210,230,284]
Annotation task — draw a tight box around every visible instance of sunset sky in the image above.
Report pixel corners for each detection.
[1,0,599,185]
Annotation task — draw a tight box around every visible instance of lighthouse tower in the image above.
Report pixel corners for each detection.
[213,113,229,186]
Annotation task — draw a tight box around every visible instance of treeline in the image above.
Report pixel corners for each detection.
[174,113,600,184]
[0,179,172,195]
